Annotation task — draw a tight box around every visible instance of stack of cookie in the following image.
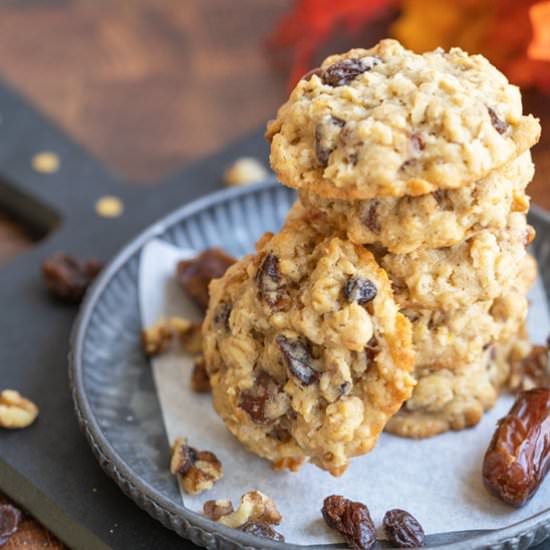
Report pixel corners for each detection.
[202,39,541,476]
[267,39,541,438]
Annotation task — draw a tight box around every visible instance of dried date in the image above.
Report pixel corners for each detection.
[383,509,425,548]
[277,335,318,385]
[42,253,103,303]
[322,495,376,550]
[482,388,550,506]
[177,248,236,310]
[344,277,377,305]
[0,504,22,546]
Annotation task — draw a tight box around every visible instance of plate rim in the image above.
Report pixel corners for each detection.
[69,179,550,550]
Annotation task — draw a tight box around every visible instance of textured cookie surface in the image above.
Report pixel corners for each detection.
[202,217,415,475]
[300,152,533,254]
[267,39,540,200]
[405,254,534,369]
[377,212,530,309]
[385,357,498,438]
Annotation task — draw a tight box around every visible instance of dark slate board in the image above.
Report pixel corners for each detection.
[0,80,268,550]
[0,80,548,550]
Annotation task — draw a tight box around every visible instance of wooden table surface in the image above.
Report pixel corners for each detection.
[0,1,548,548]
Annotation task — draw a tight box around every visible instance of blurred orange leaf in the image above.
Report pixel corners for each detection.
[529,1,550,61]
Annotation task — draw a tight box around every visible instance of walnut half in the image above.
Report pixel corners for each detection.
[170,437,223,495]
[204,490,282,529]
[0,390,39,429]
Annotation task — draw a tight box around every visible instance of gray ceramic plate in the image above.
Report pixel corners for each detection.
[70,179,550,550]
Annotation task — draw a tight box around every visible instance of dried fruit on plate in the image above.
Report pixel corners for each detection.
[42,253,103,304]
[383,508,425,548]
[177,248,236,310]
[322,495,376,550]
[483,388,550,506]
[0,504,23,546]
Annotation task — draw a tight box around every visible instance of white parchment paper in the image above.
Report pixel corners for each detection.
[139,239,550,544]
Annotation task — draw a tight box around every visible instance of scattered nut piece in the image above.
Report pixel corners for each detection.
[509,339,550,392]
[0,504,23,546]
[203,499,234,521]
[170,437,223,495]
[383,509,425,548]
[0,390,39,429]
[217,490,281,528]
[177,249,236,310]
[42,253,103,303]
[142,317,201,357]
[223,157,269,187]
[191,356,211,393]
[240,521,285,542]
[483,388,550,506]
[322,495,376,550]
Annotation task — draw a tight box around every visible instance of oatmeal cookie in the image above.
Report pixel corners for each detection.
[267,39,540,200]
[385,357,498,438]
[378,212,530,310]
[202,217,415,475]
[408,260,532,369]
[299,152,533,254]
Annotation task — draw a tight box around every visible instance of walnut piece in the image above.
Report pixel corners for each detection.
[0,390,39,429]
[215,490,282,528]
[509,340,550,392]
[170,437,223,495]
[203,499,234,521]
[142,317,202,357]
[223,157,269,187]
[191,356,211,393]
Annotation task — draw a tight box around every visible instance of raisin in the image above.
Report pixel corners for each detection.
[487,107,508,134]
[383,509,425,548]
[322,57,379,87]
[277,335,318,385]
[42,253,103,304]
[483,388,550,506]
[410,132,425,151]
[339,381,352,396]
[365,336,379,364]
[256,253,285,308]
[239,372,279,424]
[432,189,447,205]
[213,302,232,332]
[240,521,285,542]
[315,116,346,168]
[322,495,376,550]
[301,67,323,81]
[191,357,211,393]
[0,504,22,546]
[363,201,381,234]
[177,248,236,310]
[344,277,377,305]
